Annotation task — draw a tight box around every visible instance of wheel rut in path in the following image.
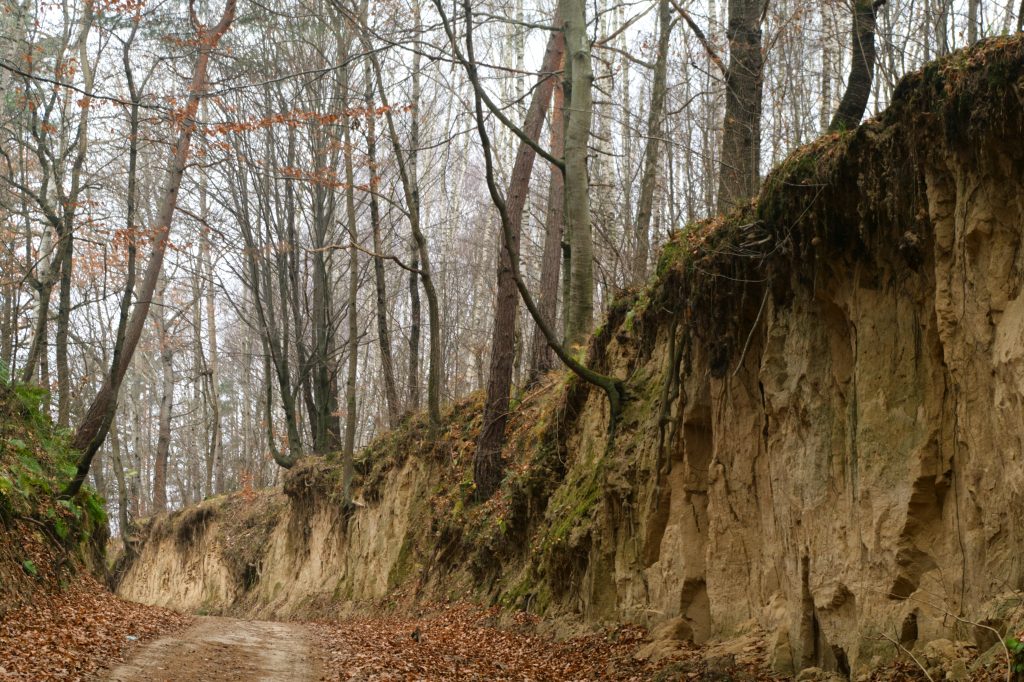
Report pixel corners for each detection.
[103,616,319,681]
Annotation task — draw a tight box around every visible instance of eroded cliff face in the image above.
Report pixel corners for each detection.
[117,37,1024,676]
[117,458,432,617]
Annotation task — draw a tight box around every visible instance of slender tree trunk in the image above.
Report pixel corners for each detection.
[54,3,94,427]
[55,241,72,426]
[821,11,833,131]
[20,282,52,384]
[632,0,671,286]
[109,415,130,537]
[63,0,237,498]
[362,14,442,426]
[529,80,566,381]
[341,66,360,502]
[408,1,444,425]
[968,0,980,44]
[474,26,564,501]
[829,0,883,132]
[152,281,173,514]
[365,66,400,428]
[937,0,950,54]
[408,246,421,413]
[561,0,596,349]
[717,0,764,212]
[201,225,223,494]
[190,266,205,500]
[1,286,13,374]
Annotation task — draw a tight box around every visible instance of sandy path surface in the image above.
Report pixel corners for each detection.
[102,616,319,681]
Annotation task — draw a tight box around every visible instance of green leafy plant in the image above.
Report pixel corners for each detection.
[1007,635,1024,678]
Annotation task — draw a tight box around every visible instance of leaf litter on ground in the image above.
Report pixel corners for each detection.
[0,576,190,681]
[312,602,711,681]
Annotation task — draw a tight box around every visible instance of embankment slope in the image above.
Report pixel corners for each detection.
[118,36,1024,677]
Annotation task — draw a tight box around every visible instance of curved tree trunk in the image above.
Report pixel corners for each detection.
[829,0,884,132]
[63,0,237,498]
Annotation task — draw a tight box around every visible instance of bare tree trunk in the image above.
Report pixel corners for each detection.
[235,156,304,469]
[361,11,443,426]
[829,0,883,132]
[306,133,340,453]
[200,224,223,494]
[408,246,421,413]
[365,65,400,428]
[152,280,173,514]
[937,0,950,54]
[109,415,130,537]
[562,0,596,349]
[717,0,764,212]
[821,9,834,131]
[20,283,52,384]
[474,26,564,501]
[528,80,566,381]
[52,2,94,427]
[449,0,626,442]
[1,286,14,375]
[341,61,360,502]
[63,0,236,498]
[968,0,980,44]
[55,242,72,426]
[632,0,671,286]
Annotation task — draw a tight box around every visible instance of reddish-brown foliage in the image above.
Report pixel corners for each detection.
[313,603,687,681]
[0,577,189,681]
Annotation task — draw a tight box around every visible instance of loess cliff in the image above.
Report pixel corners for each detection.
[117,36,1024,677]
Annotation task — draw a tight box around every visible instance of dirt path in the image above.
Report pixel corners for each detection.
[103,616,319,682]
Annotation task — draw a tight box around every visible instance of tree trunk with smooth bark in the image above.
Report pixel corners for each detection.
[561,0,596,350]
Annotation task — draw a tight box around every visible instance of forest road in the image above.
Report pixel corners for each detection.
[102,616,320,681]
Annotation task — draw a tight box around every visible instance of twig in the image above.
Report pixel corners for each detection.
[305,242,423,275]
[667,0,727,77]
[876,631,935,682]
[732,286,769,377]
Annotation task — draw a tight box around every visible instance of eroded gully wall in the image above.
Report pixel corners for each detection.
[118,37,1024,677]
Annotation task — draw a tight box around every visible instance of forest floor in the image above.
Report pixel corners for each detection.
[103,617,318,681]
[95,604,763,681]
[0,577,190,681]
[9,594,1015,681]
